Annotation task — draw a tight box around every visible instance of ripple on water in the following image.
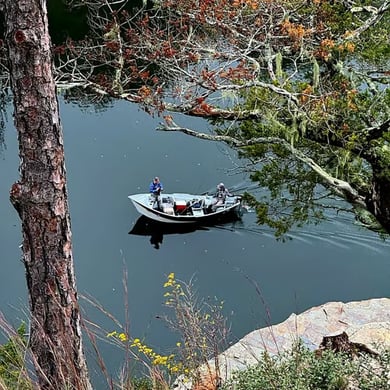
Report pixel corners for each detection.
[231,212,390,255]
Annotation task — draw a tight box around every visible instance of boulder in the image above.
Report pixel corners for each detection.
[216,298,390,376]
[174,298,390,389]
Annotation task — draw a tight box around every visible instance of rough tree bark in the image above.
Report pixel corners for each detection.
[3,0,91,388]
[367,169,390,233]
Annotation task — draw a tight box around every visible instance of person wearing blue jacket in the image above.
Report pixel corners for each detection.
[149,177,163,196]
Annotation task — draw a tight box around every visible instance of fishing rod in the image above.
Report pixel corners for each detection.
[201,182,258,196]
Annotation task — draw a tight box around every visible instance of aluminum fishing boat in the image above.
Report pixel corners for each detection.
[128,192,242,224]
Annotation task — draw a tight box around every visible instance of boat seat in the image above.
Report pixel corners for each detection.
[224,196,237,205]
[191,198,205,216]
[192,208,204,216]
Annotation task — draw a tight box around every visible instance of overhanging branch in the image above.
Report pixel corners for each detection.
[345,1,390,41]
[365,119,390,142]
[158,121,367,208]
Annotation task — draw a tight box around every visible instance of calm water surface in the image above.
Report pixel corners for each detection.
[1,99,389,384]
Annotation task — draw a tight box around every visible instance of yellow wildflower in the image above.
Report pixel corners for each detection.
[118,333,127,342]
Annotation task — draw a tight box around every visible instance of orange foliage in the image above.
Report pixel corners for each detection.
[345,42,355,53]
[339,41,355,53]
[104,40,120,52]
[342,123,350,133]
[191,101,215,115]
[300,85,313,104]
[314,38,355,60]
[347,89,358,110]
[138,71,150,81]
[161,41,177,57]
[219,64,254,80]
[315,38,335,60]
[201,68,217,89]
[138,85,152,99]
[232,0,259,9]
[343,30,354,39]
[188,52,201,62]
[198,102,213,113]
[192,372,220,390]
[163,115,173,125]
[321,39,335,49]
[281,20,307,46]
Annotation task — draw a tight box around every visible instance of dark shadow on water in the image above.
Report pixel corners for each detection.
[128,216,210,249]
[129,215,243,249]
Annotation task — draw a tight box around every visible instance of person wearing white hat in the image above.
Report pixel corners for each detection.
[212,182,231,211]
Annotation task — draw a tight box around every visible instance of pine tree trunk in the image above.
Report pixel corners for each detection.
[4,1,92,388]
[367,169,390,234]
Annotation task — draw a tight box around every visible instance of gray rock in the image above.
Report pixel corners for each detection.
[217,298,390,376]
[174,298,390,389]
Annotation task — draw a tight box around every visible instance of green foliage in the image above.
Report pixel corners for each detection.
[127,376,165,390]
[353,347,390,390]
[222,341,390,390]
[131,377,153,390]
[217,27,389,236]
[107,273,227,388]
[353,8,390,63]
[0,322,31,389]
[239,149,327,238]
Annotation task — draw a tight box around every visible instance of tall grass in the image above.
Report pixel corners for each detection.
[1,274,389,390]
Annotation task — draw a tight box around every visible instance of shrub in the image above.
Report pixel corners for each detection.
[222,341,354,390]
[107,272,229,389]
[0,322,32,389]
[352,346,390,390]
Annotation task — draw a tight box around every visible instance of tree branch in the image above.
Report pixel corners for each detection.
[158,121,366,208]
[345,1,390,41]
[365,119,390,142]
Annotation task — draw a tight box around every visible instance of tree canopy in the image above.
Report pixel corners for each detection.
[6,0,390,236]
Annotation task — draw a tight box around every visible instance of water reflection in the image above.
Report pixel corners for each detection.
[129,216,210,249]
[128,215,249,249]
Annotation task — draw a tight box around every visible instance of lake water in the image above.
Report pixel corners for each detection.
[1,98,389,384]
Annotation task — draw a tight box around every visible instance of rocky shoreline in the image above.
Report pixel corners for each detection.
[175,298,390,389]
[217,297,390,377]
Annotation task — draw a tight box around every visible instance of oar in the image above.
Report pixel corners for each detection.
[177,199,201,215]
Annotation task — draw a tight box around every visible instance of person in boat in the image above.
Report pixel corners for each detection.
[150,176,163,196]
[212,182,231,211]
[150,176,163,210]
